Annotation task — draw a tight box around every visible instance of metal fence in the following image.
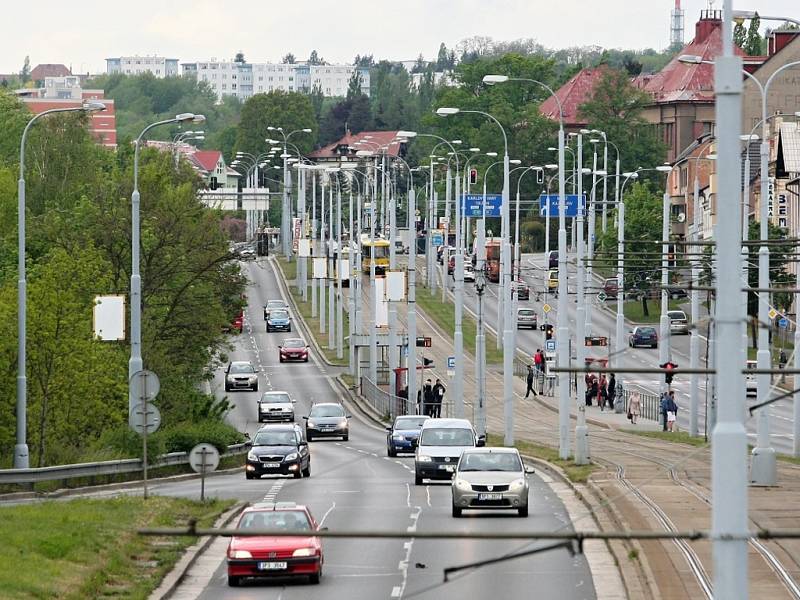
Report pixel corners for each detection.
[359,377,454,420]
[622,384,662,423]
[0,443,248,487]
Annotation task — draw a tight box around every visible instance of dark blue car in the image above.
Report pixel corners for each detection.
[386,415,429,457]
[628,326,658,348]
[266,309,291,333]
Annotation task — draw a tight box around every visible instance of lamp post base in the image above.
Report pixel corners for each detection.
[575,424,589,465]
[13,443,29,469]
[750,446,777,486]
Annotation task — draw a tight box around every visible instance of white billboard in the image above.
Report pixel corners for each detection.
[312,257,328,279]
[93,295,125,341]
[298,239,311,258]
[385,270,406,301]
[374,277,388,327]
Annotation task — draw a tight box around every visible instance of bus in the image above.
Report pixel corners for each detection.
[361,236,390,274]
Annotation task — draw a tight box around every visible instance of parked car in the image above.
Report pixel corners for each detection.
[668,310,689,335]
[279,338,310,363]
[264,299,289,321]
[628,326,658,349]
[225,361,259,392]
[266,309,292,333]
[245,423,310,479]
[304,403,351,441]
[451,447,533,518]
[386,415,429,457]
[463,263,475,282]
[514,281,530,300]
[547,250,558,269]
[415,418,485,485]
[517,307,538,330]
[258,391,296,423]
[226,502,323,586]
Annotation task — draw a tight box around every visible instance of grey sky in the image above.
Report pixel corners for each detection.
[2,1,797,73]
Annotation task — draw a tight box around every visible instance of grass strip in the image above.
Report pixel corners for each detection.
[622,299,683,323]
[275,258,348,367]
[487,433,597,484]
[0,496,233,600]
[415,288,503,364]
[621,429,709,448]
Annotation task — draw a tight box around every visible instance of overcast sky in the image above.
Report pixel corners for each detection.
[2,1,797,73]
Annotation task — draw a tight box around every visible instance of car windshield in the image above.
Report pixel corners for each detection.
[283,339,305,348]
[230,363,255,374]
[267,301,286,309]
[310,405,345,418]
[270,310,289,320]
[519,309,535,316]
[253,431,297,446]
[419,427,474,446]
[395,417,428,430]
[261,393,291,404]
[667,311,686,319]
[638,328,656,335]
[459,452,523,472]
[238,510,311,531]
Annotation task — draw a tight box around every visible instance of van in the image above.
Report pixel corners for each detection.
[414,418,485,485]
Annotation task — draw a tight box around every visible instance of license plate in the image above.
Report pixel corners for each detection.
[258,561,287,570]
[478,493,503,501]
[263,463,280,468]
[439,464,455,472]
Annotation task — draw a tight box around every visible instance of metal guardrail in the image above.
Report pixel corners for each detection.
[622,385,662,423]
[0,443,248,486]
[359,377,454,420]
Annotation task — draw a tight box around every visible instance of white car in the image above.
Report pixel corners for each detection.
[463,264,475,282]
[745,359,757,397]
[258,391,296,423]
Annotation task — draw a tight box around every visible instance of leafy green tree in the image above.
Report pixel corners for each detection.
[281,53,296,64]
[319,95,372,145]
[734,21,747,50]
[308,84,325,122]
[308,50,325,66]
[353,54,374,68]
[20,56,30,84]
[346,71,363,100]
[234,91,317,160]
[234,51,246,64]
[744,14,764,56]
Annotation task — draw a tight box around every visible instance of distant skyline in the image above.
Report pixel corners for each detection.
[2,1,797,74]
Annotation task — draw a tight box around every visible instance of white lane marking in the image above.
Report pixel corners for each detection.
[397,506,422,598]
[426,486,431,508]
[262,479,286,501]
[318,501,336,528]
[391,586,402,597]
[405,483,411,508]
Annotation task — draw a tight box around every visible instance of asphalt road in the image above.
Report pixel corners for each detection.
[161,257,596,600]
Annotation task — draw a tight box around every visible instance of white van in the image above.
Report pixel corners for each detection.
[414,418,485,485]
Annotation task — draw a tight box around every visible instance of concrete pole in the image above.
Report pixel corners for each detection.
[689,172,701,437]
[408,186,418,413]
[795,312,800,457]
[319,180,326,334]
[336,185,344,359]
[659,188,671,370]
[575,172,589,464]
[328,182,335,350]
[282,146,290,257]
[388,176,399,395]
[453,164,465,419]
[301,169,308,302]
[349,187,356,375]
[615,199,626,370]
[602,139,609,233]
[369,162,378,383]
[475,207,487,435]
[557,124,571,460]
[355,190,363,334]
[311,173,318,318]
[587,149,598,333]
[751,133,776,484]
[711,2,749,594]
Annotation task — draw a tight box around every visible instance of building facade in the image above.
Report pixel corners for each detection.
[106,56,179,78]
[19,88,117,148]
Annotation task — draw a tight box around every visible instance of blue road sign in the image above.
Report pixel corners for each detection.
[779,317,789,329]
[538,194,586,218]
[545,339,556,352]
[460,194,502,218]
[431,231,444,247]
[447,356,456,369]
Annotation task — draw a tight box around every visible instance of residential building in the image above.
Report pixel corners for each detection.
[106,56,179,78]
[539,65,609,131]
[410,70,454,89]
[144,141,239,189]
[182,59,369,102]
[307,130,403,163]
[30,64,71,83]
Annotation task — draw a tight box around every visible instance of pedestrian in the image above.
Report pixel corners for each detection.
[587,375,598,407]
[423,379,434,417]
[660,392,670,431]
[525,365,538,398]
[398,386,409,416]
[607,374,616,411]
[534,349,543,375]
[416,388,423,415]
[667,390,678,432]
[432,379,446,418]
[598,374,608,411]
[628,392,641,424]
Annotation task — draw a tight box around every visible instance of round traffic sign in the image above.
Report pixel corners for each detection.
[189,443,220,474]
[129,402,161,435]
[130,370,160,402]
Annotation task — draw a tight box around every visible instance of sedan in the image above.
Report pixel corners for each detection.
[517,308,538,330]
[245,424,310,479]
[386,415,428,457]
[264,299,289,321]
[279,338,310,363]
[304,403,350,441]
[514,281,530,301]
[225,361,258,392]
[451,447,532,517]
[629,326,658,349]
[226,503,323,586]
[266,309,292,333]
[463,264,475,282]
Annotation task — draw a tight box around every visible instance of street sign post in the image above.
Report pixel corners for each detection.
[189,443,220,501]
[129,370,160,499]
[542,303,552,314]
[447,355,455,378]
[778,316,789,329]
[597,292,607,302]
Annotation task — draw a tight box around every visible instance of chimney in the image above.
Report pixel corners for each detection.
[694,9,722,45]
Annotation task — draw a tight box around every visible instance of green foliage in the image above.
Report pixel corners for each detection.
[158,420,245,454]
[745,14,764,56]
[20,56,30,84]
[319,95,373,145]
[234,91,317,160]
[734,21,747,49]
[747,221,795,316]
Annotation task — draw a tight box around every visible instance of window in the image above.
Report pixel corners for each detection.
[232,74,237,79]
[222,84,227,90]
[258,76,263,81]
[232,83,237,89]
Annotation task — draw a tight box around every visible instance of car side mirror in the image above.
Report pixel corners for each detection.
[292,399,297,403]
[346,415,352,419]
[410,439,418,448]
[318,526,329,532]
[476,435,486,447]
[385,426,392,432]
[278,346,282,350]
[525,466,535,474]
[302,416,309,420]
[299,440,308,447]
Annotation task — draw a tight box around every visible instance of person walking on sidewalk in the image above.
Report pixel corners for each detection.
[525,365,538,398]
[432,379,446,418]
[666,390,679,432]
[607,374,616,411]
[628,391,641,424]
[534,349,543,375]
[660,392,670,431]
[423,379,434,417]
[598,374,608,410]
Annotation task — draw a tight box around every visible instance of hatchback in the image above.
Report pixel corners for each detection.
[629,326,658,349]
[451,447,533,517]
[667,310,689,335]
[517,308,538,330]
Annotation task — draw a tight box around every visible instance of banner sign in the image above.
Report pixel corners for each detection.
[538,194,586,218]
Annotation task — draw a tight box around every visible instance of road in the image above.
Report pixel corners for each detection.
[429,251,796,453]
[161,257,597,600]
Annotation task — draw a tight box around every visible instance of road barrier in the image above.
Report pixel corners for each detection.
[0,443,248,489]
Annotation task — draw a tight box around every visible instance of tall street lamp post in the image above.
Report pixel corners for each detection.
[616,172,640,376]
[475,266,487,436]
[14,101,106,468]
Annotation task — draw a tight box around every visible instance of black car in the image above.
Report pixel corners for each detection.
[547,250,558,269]
[386,415,429,457]
[629,326,658,349]
[304,403,351,441]
[245,424,310,479]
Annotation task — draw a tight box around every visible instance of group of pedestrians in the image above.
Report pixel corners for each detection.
[660,390,679,432]
[525,349,546,398]
[417,378,446,417]
[584,373,616,411]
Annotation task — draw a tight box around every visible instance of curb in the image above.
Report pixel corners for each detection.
[149,501,247,600]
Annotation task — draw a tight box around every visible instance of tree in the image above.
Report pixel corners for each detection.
[744,14,764,56]
[20,56,30,84]
[412,54,426,73]
[234,51,246,64]
[281,53,296,64]
[353,54,374,68]
[308,83,325,122]
[734,21,747,50]
[308,50,325,66]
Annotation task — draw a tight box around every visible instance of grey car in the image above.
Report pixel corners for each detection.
[225,361,258,392]
[258,391,296,423]
[304,402,351,441]
[667,310,689,335]
[451,447,532,517]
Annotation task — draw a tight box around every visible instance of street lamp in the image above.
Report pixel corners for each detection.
[475,266,488,436]
[655,164,673,374]
[14,101,106,468]
[129,112,205,421]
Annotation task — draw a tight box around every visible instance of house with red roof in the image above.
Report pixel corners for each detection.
[539,66,609,131]
[307,130,404,163]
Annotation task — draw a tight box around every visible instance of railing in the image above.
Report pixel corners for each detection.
[359,377,454,420]
[622,384,662,423]
[0,443,248,487]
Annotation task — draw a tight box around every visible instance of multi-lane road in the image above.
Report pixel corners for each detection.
[158,257,597,599]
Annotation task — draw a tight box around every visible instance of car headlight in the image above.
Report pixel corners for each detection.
[453,478,470,490]
[292,547,316,557]
[307,420,316,428]
[229,549,252,559]
[250,375,258,381]
[417,455,432,462]
[392,433,405,440]
[285,452,299,462]
[247,451,258,461]
[510,478,526,490]
[338,419,348,429]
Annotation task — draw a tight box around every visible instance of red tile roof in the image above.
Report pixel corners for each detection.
[30,64,71,81]
[308,130,402,160]
[191,150,222,172]
[539,66,609,127]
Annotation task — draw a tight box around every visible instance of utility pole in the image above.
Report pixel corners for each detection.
[575,133,588,464]
[369,159,378,383]
[453,162,465,419]
[311,173,318,318]
[336,183,343,359]
[319,177,326,334]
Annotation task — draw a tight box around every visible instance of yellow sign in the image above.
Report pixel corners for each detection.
[768,308,778,320]
[542,303,552,313]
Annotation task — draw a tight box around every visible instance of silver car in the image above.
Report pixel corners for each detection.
[225,361,258,392]
[451,447,532,517]
[667,310,689,335]
[258,391,296,423]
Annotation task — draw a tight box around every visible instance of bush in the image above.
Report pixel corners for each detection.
[159,420,245,454]
[92,426,166,460]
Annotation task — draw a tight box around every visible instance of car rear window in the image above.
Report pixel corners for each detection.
[667,311,686,319]
[518,309,535,316]
[639,327,656,335]
[238,510,311,531]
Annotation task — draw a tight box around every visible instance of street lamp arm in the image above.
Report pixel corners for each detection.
[509,78,564,124]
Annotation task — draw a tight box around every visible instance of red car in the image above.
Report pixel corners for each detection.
[227,503,324,586]
[279,338,310,363]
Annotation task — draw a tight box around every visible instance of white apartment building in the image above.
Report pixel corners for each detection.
[106,56,179,78]
[181,59,370,102]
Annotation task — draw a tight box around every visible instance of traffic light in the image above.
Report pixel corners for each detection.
[536,169,544,184]
[423,357,434,367]
[660,362,678,385]
[470,168,478,185]
[544,324,554,340]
